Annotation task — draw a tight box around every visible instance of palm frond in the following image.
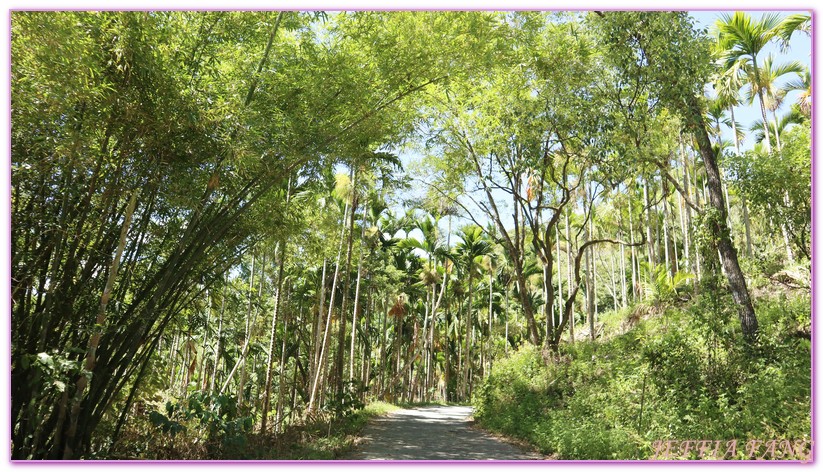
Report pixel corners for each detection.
[775,13,811,51]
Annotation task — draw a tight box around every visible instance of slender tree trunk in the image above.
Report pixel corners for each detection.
[470,156,540,346]
[362,286,373,402]
[772,108,782,151]
[289,324,300,424]
[486,268,493,377]
[309,259,327,399]
[237,251,258,407]
[378,293,388,398]
[308,198,349,412]
[261,242,287,433]
[420,288,430,399]
[463,272,474,401]
[556,223,565,331]
[428,281,437,398]
[565,210,575,343]
[680,138,693,272]
[395,300,403,401]
[169,331,179,391]
[752,55,772,153]
[643,179,655,270]
[629,209,639,300]
[609,252,618,309]
[210,282,226,393]
[677,184,689,276]
[334,170,358,402]
[685,95,758,341]
[741,195,753,258]
[555,235,645,348]
[445,302,453,401]
[349,210,367,381]
[457,298,462,398]
[275,295,290,434]
[585,200,595,341]
[63,191,138,459]
[198,289,212,390]
[619,226,627,308]
[219,254,266,397]
[729,105,753,258]
[781,222,795,263]
[662,196,671,277]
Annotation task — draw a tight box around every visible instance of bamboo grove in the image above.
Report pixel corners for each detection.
[11,11,811,459]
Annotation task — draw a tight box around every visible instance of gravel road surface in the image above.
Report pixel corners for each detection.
[346,405,542,460]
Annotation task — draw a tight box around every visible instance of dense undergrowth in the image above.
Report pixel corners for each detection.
[108,401,399,460]
[473,286,811,460]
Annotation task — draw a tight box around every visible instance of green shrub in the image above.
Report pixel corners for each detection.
[147,390,253,454]
[473,292,810,460]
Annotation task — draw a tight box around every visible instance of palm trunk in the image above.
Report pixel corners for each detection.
[237,251,257,407]
[198,290,212,391]
[486,269,493,377]
[741,195,753,258]
[349,211,367,381]
[504,284,510,356]
[556,223,565,329]
[261,242,287,433]
[308,197,349,412]
[445,302,454,401]
[309,259,327,399]
[334,171,358,402]
[362,286,373,402]
[274,302,290,434]
[643,179,655,269]
[585,199,595,341]
[772,109,782,151]
[210,282,226,393]
[378,293,388,398]
[565,210,575,343]
[428,281,436,397]
[753,56,772,153]
[463,272,473,401]
[629,203,639,300]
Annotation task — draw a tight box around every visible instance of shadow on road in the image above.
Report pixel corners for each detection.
[346,405,542,460]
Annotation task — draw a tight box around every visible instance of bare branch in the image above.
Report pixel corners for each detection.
[642,157,702,213]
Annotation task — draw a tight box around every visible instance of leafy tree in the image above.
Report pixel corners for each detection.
[728,126,810,259]
[592,10,758,340]
[714,12,782,152]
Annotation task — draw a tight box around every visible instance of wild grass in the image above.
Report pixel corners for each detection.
[473,291,811,460]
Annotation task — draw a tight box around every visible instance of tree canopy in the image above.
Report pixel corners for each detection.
[10,10,810,460]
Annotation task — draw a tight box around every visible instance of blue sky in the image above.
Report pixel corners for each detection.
[690,11,812,151]
[392,10,813,242]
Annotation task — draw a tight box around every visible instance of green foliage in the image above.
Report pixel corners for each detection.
[474,293,810,459]
[727,126,811,257]
[324,380,367,419]
[147,391,253,450]
[18,350,83,397]
[639,263,695,305]
[591,11,713,116]
[12,9,810,461]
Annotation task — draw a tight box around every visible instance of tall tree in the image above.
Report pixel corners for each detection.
[455,226,491,400]
[714,12,782,153]
[594,10,759,340]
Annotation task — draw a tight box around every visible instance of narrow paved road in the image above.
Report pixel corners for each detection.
[346,405,542,460]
